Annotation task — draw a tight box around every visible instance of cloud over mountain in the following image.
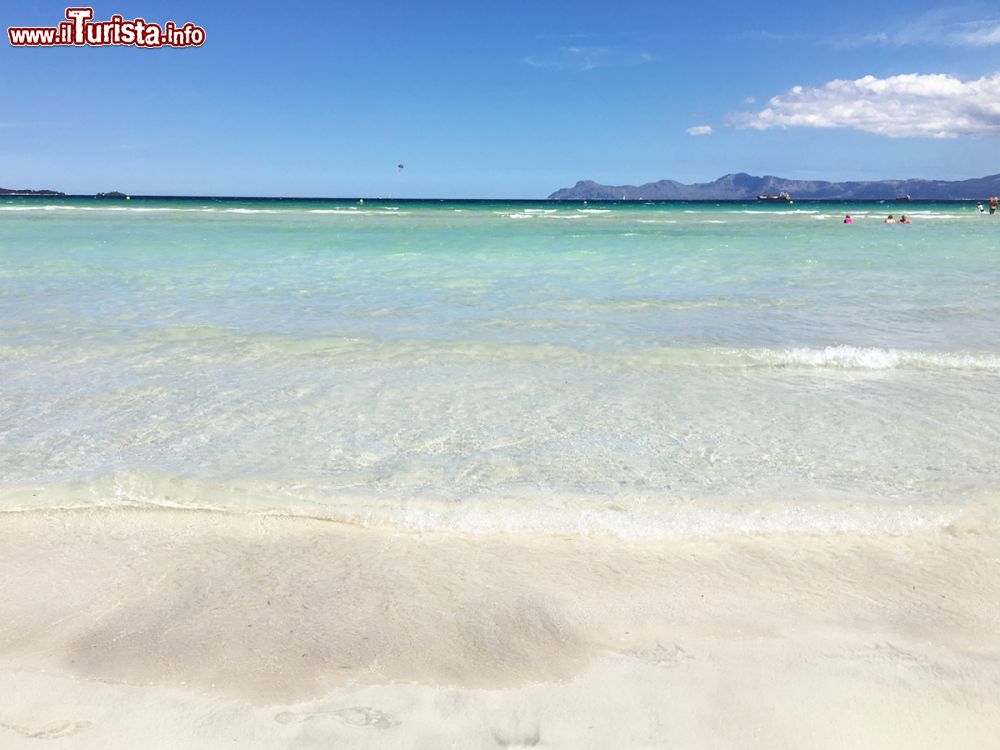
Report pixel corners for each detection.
[731,72,1000,139]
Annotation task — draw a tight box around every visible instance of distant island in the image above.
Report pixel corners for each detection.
[1,188,132,199]
[549,173,1000,201]
[0,187,65,196]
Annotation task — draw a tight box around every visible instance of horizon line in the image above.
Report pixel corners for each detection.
[0,193,990,203]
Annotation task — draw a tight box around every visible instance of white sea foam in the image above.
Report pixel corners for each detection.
[0,472,975,539]
[743,345,1000,370]
[0,205,409,216]
[304,209,410,215]
[503,212,583,220]
[730,209,820,215]
[9,328,992,373]
[0,205,201,213]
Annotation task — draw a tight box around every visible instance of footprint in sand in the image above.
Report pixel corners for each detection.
[843,641,927,665]
[0,720,93,740]
[493,725,542,748]
[275,707,399,729]
[627,641,695,667]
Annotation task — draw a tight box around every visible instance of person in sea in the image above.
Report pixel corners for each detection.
[884,215,896,224]
[978,202,986,214]
[844,214,853,224]
[899,214,911,224]
[990,196,998,215]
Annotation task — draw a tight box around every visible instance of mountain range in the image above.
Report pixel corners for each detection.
[548,173,1000,201]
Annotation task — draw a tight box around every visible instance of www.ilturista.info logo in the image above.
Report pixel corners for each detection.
[8,7,205,48]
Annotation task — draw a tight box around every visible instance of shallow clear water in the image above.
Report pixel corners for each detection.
[2,198,998,535]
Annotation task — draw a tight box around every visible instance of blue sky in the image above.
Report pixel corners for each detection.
[3,0,1000,196]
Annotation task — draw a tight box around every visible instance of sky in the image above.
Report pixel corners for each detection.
[2,0,1000,197]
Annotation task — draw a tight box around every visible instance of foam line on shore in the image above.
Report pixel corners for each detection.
[3,474,992,539]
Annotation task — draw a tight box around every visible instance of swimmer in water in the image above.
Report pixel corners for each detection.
[844,214,853,224]
[899,214,911,224]
[884,214,896,224]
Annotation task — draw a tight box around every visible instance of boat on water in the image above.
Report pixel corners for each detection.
[757,192,792,202]
[895,194,912,201]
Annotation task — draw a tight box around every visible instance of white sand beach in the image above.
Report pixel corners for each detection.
[1,508,998,749]
[7,0,1000,745]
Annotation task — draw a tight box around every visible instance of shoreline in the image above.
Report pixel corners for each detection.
[1,508,998,748]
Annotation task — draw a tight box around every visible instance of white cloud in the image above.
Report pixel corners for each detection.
[686,125,713,136]
[834,11,1000,48]
[743,10,1000,49]
[833,32,888,48]
[892,15,1000,46]
[950,20,1000,46]
[737,30,805,43]
[742,96,756,105]
[731,72,1000,139]
[524,46,654,71]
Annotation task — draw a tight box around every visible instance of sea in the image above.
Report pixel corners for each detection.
[1,197,998,537]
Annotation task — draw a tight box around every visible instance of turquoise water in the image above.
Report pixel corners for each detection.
[2,198,998,535]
